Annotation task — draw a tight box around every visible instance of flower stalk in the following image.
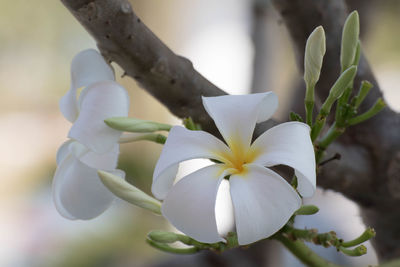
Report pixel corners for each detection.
[311,66,357,141]
[347,98,386,126]
[352,80,373,109]
[341,227,376,248]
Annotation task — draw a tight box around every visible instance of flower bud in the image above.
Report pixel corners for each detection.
[148,230,180,243]
[295,205,319,215]
[304,26,326,96]
[341,11,360,72]
[98,170,161,214]
[105,117,172,133]
[321,66,357,116]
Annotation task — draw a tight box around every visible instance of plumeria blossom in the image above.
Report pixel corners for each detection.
[152,92,316,245]
[53,49,129,220]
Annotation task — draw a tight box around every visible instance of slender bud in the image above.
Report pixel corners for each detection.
[341,11,360,72]
[295,205,319,216]
[148,231,180,243]
[304,26,326,95]
[321,66,357,116]
[98,170,162,214]
[353,41,361,67]
[105,117,172,133]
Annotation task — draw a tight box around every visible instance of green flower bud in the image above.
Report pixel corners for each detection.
[295,205,319,216]
[105,117,172,133]
[321,66,357,116]
[98,170,161,214]
[341,11,360,72]
[148,231,180,243]
[304,26,326,97]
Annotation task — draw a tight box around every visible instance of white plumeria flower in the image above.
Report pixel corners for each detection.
[53,49,129,220]
[152,92,316,245]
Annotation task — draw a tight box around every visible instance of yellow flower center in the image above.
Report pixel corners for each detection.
[217,138,260,176]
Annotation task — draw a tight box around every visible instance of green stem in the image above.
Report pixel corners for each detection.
[341,227,375,248]
[347,98,386,126]
[316,123,345,163]
[311,115,326,142]
[305,98,314,126]
[339,245,367,257]
[353,80,373,109]
[274,234,344,267]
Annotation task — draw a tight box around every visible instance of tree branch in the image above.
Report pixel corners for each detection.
[61,0,227,136]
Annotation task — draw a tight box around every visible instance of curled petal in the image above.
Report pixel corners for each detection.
[69,80,129,153]
[60,85,80,123]
[56,140,73,164]
[52,154,125,220]
[202,92,278,149]
[68,141,119,170]
[152,126,230,200]
[230,164,301,245]
[251,122,316,197]
[60,49,115,122]
[162,165,227,243]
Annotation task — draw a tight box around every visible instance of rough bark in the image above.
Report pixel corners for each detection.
[61,0,400,263]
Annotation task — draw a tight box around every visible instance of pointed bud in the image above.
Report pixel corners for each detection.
[105,117,172,133]
[148,230,181,243]
[321,66,357,116]
[341,11,360,72]
[295,205,319,215]
[98,170,161,214]
[304,26,326,95]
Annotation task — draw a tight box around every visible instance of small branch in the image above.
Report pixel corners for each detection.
[274,233,343,267]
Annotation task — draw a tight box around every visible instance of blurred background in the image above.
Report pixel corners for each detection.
[0,0,399,266]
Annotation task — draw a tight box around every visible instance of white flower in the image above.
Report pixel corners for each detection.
[53,49,129,220]
[152,92,316,245]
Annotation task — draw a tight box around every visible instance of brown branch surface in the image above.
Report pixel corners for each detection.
[272,0,400,261]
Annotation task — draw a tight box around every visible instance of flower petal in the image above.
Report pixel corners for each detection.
[162,164,227,243]
[251,122,316,197]
[230,164,301,245]
[60,49,115,122]
[52,154,125,220]
[59,85,80,123]
[152,126,230,200]
[56,140,73,164]
[68,141,120,170]
[202,92,278,148]
[68,80,129,153]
